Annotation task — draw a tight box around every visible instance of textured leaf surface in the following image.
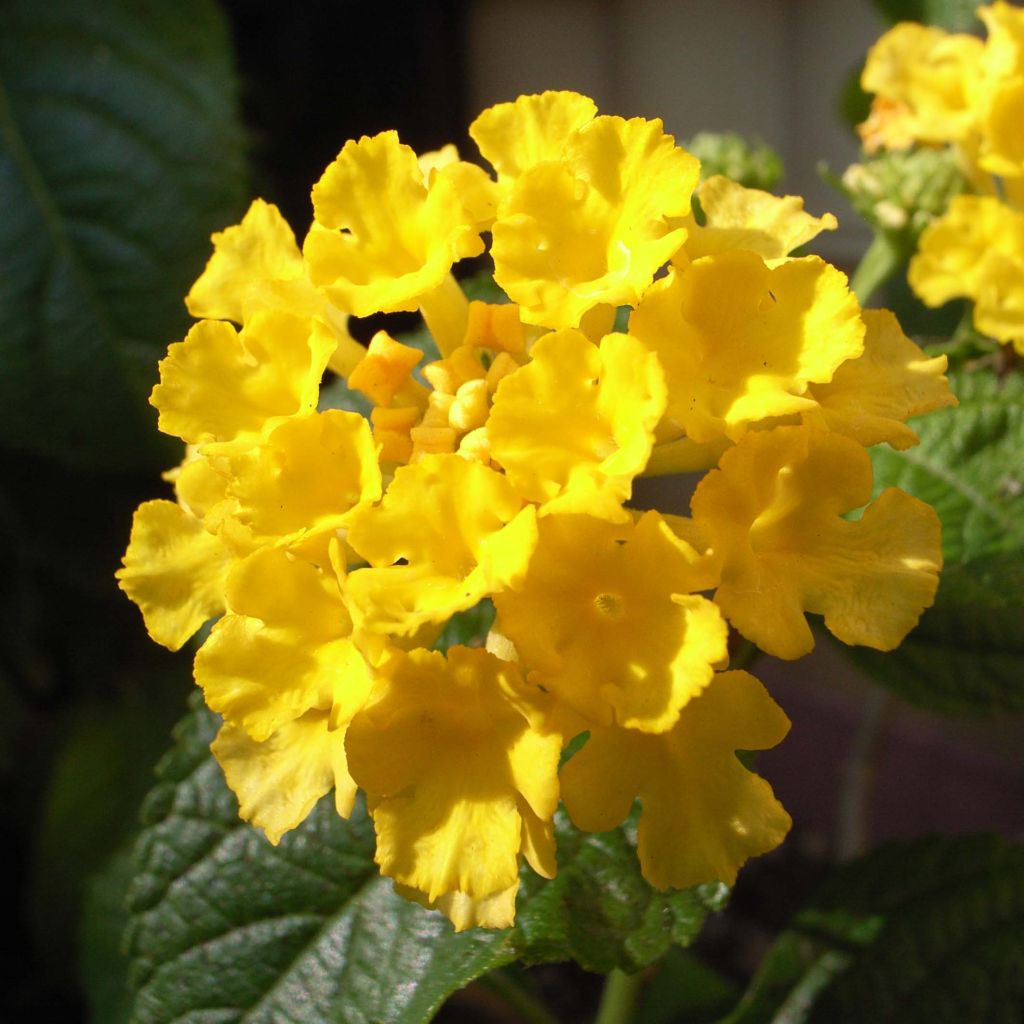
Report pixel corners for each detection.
[0,0,246,468]
[724,835,1024,1023]
[126,695,725,1023]
[850,368,1024,713]
[848,553,1024,714]
[870,369,1024,565]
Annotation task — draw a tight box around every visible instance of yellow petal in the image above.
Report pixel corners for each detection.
[563,670,791,890]
[344,454,537,634]
[806,308,957,449]
[195,548,371,741]
[683,175,837,260]
[859,22,983,149]
[186,199,307,323]
[469,90,597,179]
[212,710,354,845]
[494,511,728,732]
[631,253,864,444]
[306,131,483,316]
[690,425,942,659]
[488,329,665,512]
[151,311,333,444]
[117,499,231,651]
[909,195,1024,307]
[213,410,381,562]
[347,647,559,903]
[491,115,697,328]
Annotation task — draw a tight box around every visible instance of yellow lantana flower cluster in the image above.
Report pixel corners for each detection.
[119,91,954,932]
[859,1,1024,352]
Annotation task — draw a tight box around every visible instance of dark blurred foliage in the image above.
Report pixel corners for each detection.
[1,3,471,1020]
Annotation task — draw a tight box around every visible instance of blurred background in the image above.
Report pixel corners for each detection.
[1,1,1020,1020]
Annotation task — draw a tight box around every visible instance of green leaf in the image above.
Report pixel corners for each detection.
[80,844,136,1024]
[126,695,726,1023]
[0,0,247,470]
[846,368,1024,714]
[724,835,1024,1023]
[870,367,1024,565]
[847,552,1024,714]
[871,0,984,30]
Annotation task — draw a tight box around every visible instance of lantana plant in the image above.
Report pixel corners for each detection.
[119,89,954,938]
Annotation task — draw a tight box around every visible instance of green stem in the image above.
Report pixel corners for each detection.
[595,969,645,1024]
[849,233,904,306]
[477,969,561,1024]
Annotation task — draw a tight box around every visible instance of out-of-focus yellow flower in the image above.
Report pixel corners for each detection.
[561,670,791,889]
[680,175,837,261]
[494,512,727,732]
[859,22,984,151]
[346,646,561,930]
[690,425,942,660]
[491,114,698,329]
[487,329,666,517]
[345,454,537,635]
[630,251,863,444]
[910,193,1024,350]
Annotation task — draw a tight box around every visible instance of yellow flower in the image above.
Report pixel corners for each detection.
[117,499,231,651]
[690,425,942,660]
[470,90,598,182]
[630,252,863,444]
[213,710,357,844]
[151,310,334,446]
[186,199,317,324]
[344,454,537,635]
[491,113,698,329]
[804,309,957,448]
[493,512,728,733]
[207,410,381,565]
[859,22,984,151]
[184,198,365,380]
[910,194,1024,348]
[680,175,837,261]
[561,670,791,890]
[305,131,483,323]
[346,646,561,929]
[978,77,1024,179]
[487,328,666,517]
[195,546,372,743]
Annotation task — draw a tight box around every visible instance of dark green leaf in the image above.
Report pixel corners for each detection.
[639,948,739,1024]
[80,844,136,1024]
[871,0,984,30]
[846,552,1024,714]
[847,368,1024,714]
[0,0,247,469]
[723,835,1024,1024]
[126,695,726,1023]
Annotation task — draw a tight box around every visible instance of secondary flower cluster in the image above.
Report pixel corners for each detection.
[859,1,1024,351]
[119,91,953,931]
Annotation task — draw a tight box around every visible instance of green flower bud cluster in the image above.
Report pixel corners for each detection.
[685,132,784,192]
[841,148,966,244]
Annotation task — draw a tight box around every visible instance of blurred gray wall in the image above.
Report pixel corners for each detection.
[467,0,887,266]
